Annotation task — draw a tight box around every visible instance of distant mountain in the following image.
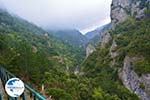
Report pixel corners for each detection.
[86,23,111,46]
[48,29,88,48]
[85,23,111,40]
[85,26,104,40]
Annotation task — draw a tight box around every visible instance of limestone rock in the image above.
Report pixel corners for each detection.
[111,0,131,25]
[118,56,150,100]
[101,32,112,47]
[111,0,149,26]
[86,44,96,57]
[110,40,118,58]
[32,46,38,53]
[44,33,49,37]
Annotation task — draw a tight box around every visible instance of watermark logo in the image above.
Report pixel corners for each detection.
[5,78,25,97]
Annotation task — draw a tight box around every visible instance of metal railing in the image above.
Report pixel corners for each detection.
[0,65,46,100]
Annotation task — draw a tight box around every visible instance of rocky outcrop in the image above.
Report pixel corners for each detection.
[101,32,112,47]
[86,44,96,57]
[32,46,38,53]
[111,0,130,25]
[111,0,131,26]
[118,56,150,100]
[111,0,150,26]
[110,40,118,58]
[44,33,49,37]
[97,0,150,99]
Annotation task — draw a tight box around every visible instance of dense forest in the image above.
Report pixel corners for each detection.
[0,9,85,85]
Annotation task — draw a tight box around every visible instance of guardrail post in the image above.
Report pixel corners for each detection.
[0,94,3,100]
[34,95,36,100]
[15,97,18,100]
[21,92,26,100]
[8,96,15,100]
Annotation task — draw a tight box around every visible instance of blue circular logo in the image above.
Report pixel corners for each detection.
[5,78,25,97]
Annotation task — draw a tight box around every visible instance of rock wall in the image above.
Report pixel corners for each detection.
[111,0,131,25]
[111,0,150,26]
[118,56,150,100]
[101,0,146,45]
[99,0,150,99]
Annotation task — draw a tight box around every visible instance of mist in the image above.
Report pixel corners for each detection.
[0,0,112,34]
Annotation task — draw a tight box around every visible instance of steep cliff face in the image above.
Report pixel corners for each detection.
[111,0,131,25]
[99,0,150,100]
[88,0,149,49]
[119,56,150,100]
[111,0,150,26]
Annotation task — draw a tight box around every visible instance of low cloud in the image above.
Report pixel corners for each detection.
[1,0,112,33]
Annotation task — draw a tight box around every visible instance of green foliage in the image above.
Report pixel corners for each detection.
[0,9,84,86]
[79,46,139,100]
[139,82,145,90]
[134,60,150,76]
[92,87,121,100]
[47,88,73,100]
[112,18,150,75]
[0,9,87,100]
[144,9,150,16]
[0,8,147,100]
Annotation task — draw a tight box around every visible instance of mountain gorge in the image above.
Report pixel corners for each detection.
[0,0,150,100]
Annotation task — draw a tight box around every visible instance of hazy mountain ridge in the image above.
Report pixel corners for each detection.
[48,29,88,49]
[85,26,104,40]
[86,23,112,46]
[85,23,111,40]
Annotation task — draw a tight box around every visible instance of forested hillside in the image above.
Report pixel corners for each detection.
[0,9,85,86]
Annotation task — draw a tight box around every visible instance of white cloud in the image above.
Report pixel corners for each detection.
[1,0,112,34]
[80,17,111,35]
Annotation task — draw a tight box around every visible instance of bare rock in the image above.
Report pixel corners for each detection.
[32,46,38,53]
[140,74,150,97]
[118,56,150,100]
[110,40,118,58]
[86,44,96,57]
[101,32,112,47]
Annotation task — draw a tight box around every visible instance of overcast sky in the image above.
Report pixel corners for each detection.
[0,0,112,34]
